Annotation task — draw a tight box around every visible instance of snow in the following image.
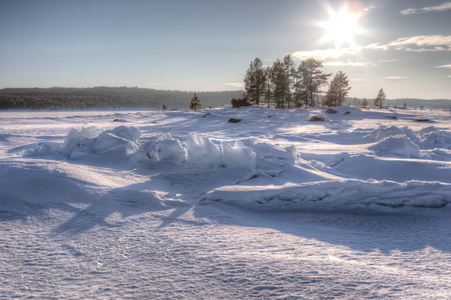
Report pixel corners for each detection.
[0,106,450,299]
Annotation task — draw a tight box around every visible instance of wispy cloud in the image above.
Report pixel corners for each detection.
[323,60,375,67]
[291,35,450,66]
[436,64,451,69]
[401,2,451,15]
[366,35,451,52]
[292,47,360,60]
[223,83,244,88]
[378,59,398,64]
[386,76,406,79]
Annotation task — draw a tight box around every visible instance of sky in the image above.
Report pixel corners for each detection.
[0,0,450,99]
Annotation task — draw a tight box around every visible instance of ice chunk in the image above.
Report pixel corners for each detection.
[185,132,221,168]
[147,133,187,164]
[90,133,136,154]
[369,135,421,158]
[364,126,404,142]
[62,126,103,154]
[221,140,256,169]
[421,131,451,145]
[88,126,141,154]
[110,126,141,142]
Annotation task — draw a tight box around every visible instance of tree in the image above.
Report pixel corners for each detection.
[361,98,368,108]
[264,67,273,108]
[269,56,292,109]
[352,97,361,107]
[282,54,294,108]
[324,71,351,107]
[190,93,201,111]
[403,102,407,109]
[374,88,386,109]
[292,58,331,108]
[244,58,267,105]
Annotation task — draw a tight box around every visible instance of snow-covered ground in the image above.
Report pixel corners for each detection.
[1,106,450,299]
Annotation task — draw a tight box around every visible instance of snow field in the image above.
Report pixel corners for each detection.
[0,105,450,298]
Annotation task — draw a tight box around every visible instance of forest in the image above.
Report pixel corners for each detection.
[0,87,243,110]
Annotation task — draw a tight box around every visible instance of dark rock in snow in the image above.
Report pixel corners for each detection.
[309,116,325,122]
[228,118,242,123]
[386,115,397,119]
[326,108,338,114]
[415,119,430,122]
[344,111,350,115]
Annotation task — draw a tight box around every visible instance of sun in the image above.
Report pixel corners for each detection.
[319,3,363,49]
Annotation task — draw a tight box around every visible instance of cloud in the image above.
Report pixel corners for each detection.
[367,35,451,52]
[291,35,450,68]
[386,77,406,79]
[378,59,398,64]
[292,47,360,60]
[146,83,165,86]
[436,64,451,69]
[401,2,451,15]
[223,83,244,88]
[323,60,375,67]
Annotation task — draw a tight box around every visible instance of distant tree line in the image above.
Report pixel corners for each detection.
[0,87,243,110]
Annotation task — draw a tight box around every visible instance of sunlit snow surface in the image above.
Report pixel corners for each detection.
[1,106,450,299]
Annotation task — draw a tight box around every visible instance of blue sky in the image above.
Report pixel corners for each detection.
[1,0,450,99]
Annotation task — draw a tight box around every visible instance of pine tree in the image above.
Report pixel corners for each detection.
[352,97,361,107]
[190,93,201,111]
[361,98,368,108]
[264,67,273,108]
[374,88,386,109]
[282,55,294,108]
[270,57,291,109]
[324,71,351,107]
[292,58,331,108]
[403,102,407,109]
[244,58,267,105]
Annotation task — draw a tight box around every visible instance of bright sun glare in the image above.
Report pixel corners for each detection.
[319,3,363,49]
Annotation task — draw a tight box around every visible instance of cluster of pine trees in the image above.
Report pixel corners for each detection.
[244,56,386,109]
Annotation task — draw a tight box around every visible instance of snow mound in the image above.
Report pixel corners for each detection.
[62,126,104,154]
[364,126,416,142]
[418,126,438,138]
[146,133,187,165]
[421,149,451,161]
[221,140,256,169]
[55,126,142,159]
[185,132,222,168]
[204,179,451,210]
[369,135,421,158]
[420,131,451,148]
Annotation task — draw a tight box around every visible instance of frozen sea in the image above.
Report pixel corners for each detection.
[1,106,450,299]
